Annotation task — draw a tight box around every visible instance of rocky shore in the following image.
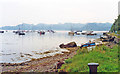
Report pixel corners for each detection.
[1,46,79,72]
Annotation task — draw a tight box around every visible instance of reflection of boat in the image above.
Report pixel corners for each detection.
[80,40,96,48]
[0,31,4,33]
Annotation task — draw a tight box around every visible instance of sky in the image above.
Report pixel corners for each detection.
[0,0,119,27]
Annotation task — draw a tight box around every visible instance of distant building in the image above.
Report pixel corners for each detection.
[118,1,120,15]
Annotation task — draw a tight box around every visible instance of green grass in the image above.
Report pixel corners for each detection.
[59,45,119,72]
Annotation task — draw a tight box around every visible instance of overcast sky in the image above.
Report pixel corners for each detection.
[0,0,119,27]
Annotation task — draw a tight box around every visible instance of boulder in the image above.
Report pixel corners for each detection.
[114,38,120,44]
[59,42,77,48]
[109,37,115,42]
[102,39,109,42]
[56,61,65,69]
[54,61,65,69]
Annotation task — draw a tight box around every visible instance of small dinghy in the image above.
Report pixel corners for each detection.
[80,40,96,48]
[19,32,25,35]
[68,31,74,36]
[0,31,4,33]
[38,31,45,35]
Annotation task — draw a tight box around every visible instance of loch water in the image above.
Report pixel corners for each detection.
[0,30,106,63]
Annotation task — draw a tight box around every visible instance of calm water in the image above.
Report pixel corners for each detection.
[0,30,105,63]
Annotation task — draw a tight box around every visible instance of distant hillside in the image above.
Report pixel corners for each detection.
[110,15,120,33]
[0,23,112,31]
[79,23,112,31]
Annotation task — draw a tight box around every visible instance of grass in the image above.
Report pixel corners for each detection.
[59,45,119,72]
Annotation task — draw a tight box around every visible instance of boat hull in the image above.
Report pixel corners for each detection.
[68,32,74,35]
[80,42,96,48]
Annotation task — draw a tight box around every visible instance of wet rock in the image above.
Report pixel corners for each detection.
[24,54,32,56]
[21,55,24,57]
[59,42,77,48]
[19,63,26,66]
[102,39,109,42]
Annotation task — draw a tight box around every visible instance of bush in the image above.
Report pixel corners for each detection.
[65,59,72,64]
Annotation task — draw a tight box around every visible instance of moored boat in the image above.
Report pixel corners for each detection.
[68,31,74,36]
[0,31,4,33]
[81,31,93,35]
[75,31,80,35]
[14,31,21,34]
[47,30,55,33]
[81,31,97,35]
[38,31,45,35]
[87,33,97,35]
[80,40,96,48]
[19,32,25,35]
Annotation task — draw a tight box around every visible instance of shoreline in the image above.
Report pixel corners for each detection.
[1,32,117,72]
[1,47,79,72]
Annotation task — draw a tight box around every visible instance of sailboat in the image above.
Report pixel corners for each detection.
[18,24,25,35]
[47,24,55,33]
[37,24,46,35]
[68,25,74,36]
[19,32,25,35]
[38,31,45,35]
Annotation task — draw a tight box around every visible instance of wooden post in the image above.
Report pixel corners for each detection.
[88,63,99,73]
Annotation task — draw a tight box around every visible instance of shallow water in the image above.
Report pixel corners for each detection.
[0,30,106,63]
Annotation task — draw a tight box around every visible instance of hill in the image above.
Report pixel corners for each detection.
[79,23,112,31]
[0,23,112,31]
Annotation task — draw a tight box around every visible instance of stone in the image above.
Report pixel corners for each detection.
[56,61,65,69]
[59,42,77,48]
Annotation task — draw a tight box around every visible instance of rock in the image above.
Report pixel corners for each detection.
[102,39,109,42]
[103,32,107,35]
[24,54,32,56]
[114,38,120,44]
[59,42,77,48]
[109,37,115,42]
[19,63,26,66]
[56,61,65,69]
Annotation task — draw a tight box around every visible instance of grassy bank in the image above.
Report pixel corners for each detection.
[59,44,118,72]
